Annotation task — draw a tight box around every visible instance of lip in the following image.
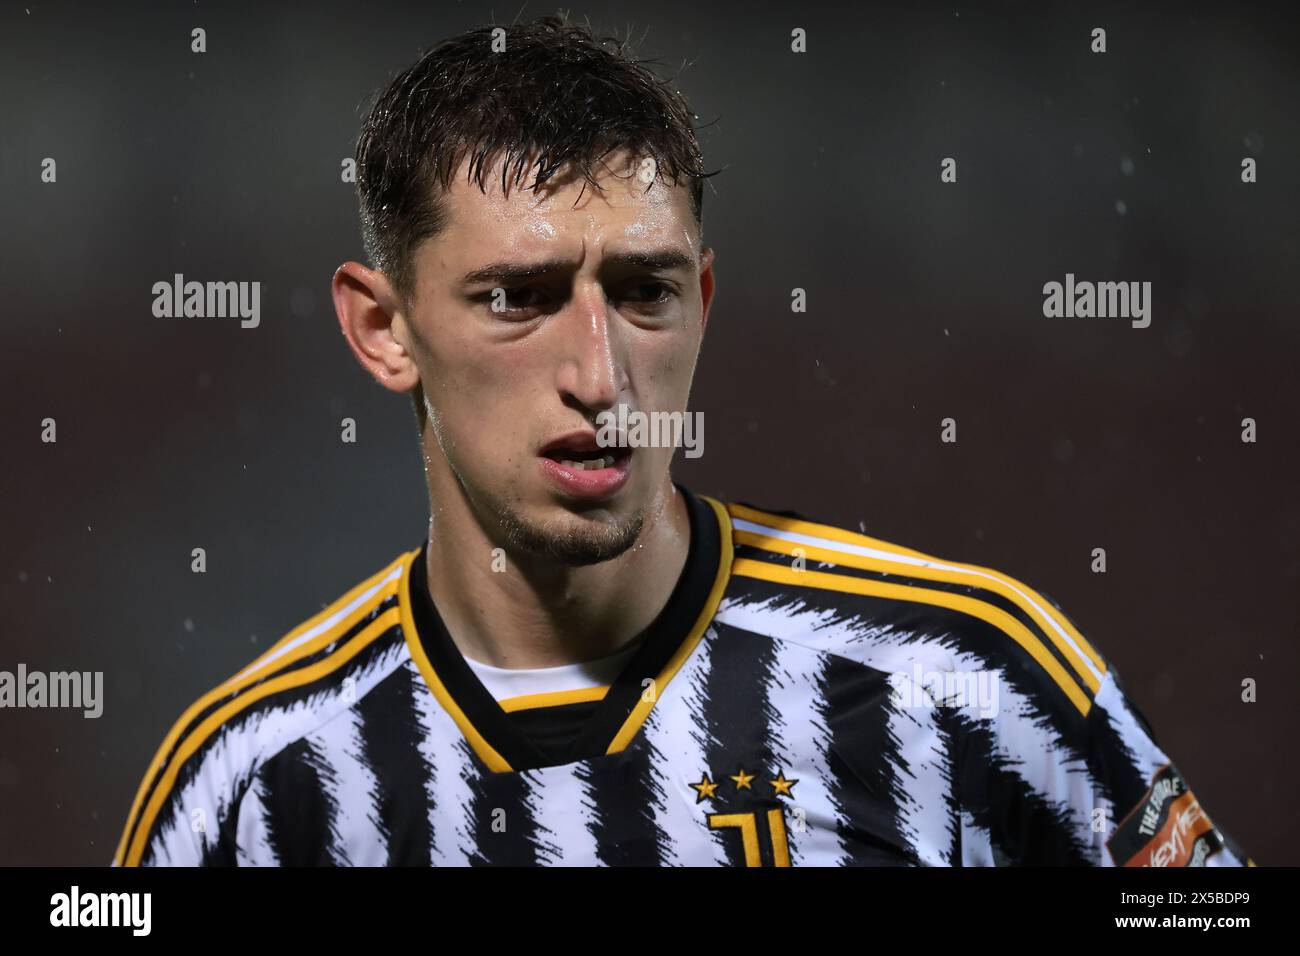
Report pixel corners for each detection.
[538,429,607,458]
[538,454,632,499]
[537,429,633,500]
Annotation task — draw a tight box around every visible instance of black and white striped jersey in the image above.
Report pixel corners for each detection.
[116,486,1251,867]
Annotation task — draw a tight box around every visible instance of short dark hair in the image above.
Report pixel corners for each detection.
[355,14,716,309]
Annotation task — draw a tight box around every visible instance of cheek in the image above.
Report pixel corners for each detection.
[422,336,545,465]
[639,334,700,407]
[422,323,519,405]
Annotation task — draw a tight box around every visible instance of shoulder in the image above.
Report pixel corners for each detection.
[712,497,1109,721]
[115,548,419,866]
[709,497,1255,866]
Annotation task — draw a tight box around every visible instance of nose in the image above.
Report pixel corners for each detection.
[554,283,624,414]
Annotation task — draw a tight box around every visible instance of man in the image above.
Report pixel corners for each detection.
[116,15,1250,867]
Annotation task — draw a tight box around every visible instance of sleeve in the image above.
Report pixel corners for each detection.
[115,715,251,867]
[952,581,1252,868]
[1077,666,1251,867]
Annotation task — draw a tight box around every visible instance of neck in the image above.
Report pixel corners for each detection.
[422,467,691,671]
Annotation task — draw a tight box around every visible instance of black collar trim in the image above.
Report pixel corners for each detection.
[405,485,722,772]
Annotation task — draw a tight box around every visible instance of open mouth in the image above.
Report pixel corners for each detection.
[551,454,619,470]
[538,433,632,470]
[537,431,634,498]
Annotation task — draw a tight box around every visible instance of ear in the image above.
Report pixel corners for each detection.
[331,261,421,396]
[698,246,717,332]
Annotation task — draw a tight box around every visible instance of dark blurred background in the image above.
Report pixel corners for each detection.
[1,0,1296,865]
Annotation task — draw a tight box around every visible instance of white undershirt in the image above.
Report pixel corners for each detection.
[464,636,646,702]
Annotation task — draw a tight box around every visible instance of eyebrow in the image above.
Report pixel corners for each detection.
[461,248,696,286]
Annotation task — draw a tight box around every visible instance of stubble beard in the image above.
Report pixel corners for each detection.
[428,408,647,566]
[495,497,646,567]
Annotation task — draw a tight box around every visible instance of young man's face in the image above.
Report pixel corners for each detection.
[401,151,715,564]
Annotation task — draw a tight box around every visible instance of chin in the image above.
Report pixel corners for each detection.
[504,499,645,567]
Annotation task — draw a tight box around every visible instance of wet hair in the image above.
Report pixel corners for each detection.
[355,13,715,306]
[353,14,716,431]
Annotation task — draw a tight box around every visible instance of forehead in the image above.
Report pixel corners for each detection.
[437,149,699,254]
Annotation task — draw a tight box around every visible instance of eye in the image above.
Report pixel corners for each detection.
[482,285,552,318]
[619,280,677,308]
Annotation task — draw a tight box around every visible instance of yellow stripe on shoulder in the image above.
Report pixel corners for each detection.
[731,557,1094,716]
[113,548,416,866]
[221,549,415,689]
[123,604,403,866]
[731,527,1104,698]
[728,502,935,561]
[727,502,1108,691]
